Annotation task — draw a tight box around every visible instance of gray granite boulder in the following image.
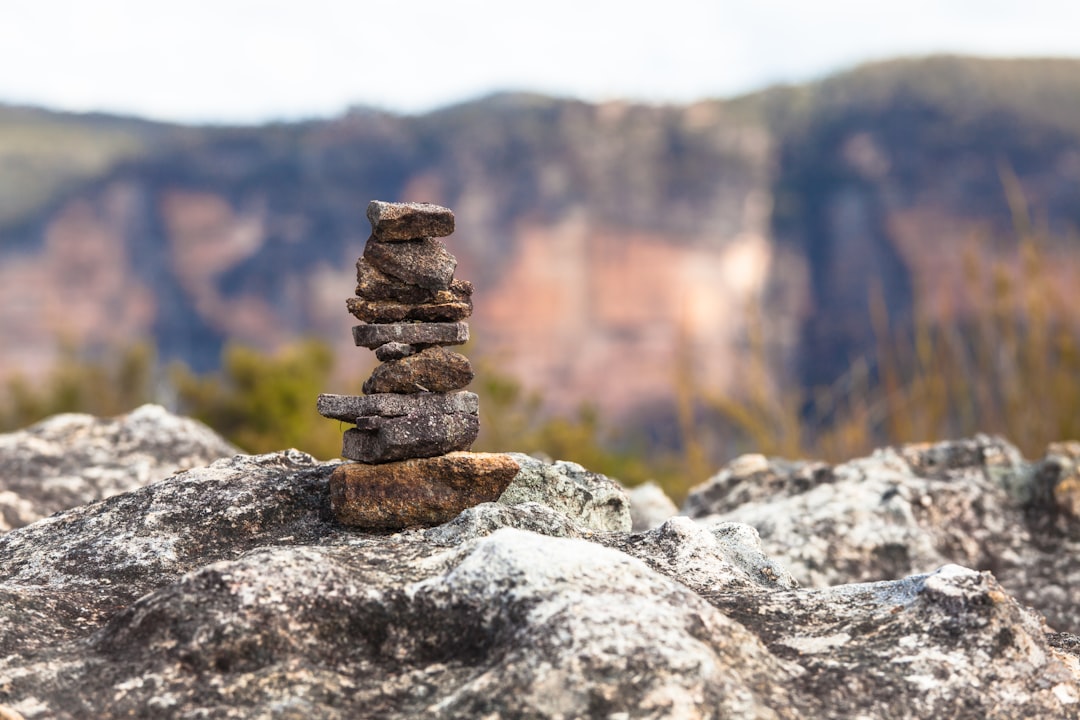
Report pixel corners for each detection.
[0,413,1077,718]
[684,434,1080,634]
[0,403,236,532]
[499,452,633,533]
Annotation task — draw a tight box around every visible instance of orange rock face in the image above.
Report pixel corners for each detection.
[329,452,521,529]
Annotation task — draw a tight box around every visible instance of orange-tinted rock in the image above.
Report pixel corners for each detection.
[329,451,521,528]
[363,346,473,394]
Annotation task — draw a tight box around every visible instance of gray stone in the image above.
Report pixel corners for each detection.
[342,412,479,463]
[317,391,478,422]
[0,404,237,532]
[683,434,1080,636]
[500,453,632,533]
[346,288,472,323]
[374,341,415,362]
[627,479,680,531]
[363,236,456,291]
[352,322,468,349]
[362,346,473,394]
[0,415,1077,719]
[367,200,455,241]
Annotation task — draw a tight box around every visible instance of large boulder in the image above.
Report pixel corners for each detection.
[684,434,1080,634]
[0,403,236,532]
[0,413,1076,717]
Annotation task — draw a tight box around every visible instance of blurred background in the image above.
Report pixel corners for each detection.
[2,1,1080,499]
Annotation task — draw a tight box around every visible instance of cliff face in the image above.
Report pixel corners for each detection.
[2,57,1080,423]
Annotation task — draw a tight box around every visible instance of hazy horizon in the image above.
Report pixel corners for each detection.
[3,0,1079,124]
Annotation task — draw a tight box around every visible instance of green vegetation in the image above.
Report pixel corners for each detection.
[0,343,155,431]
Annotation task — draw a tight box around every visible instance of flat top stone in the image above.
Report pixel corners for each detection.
[367,201,455,241]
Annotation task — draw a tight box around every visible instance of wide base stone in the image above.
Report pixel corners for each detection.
[342,412,479,463]
[329,451,521,528]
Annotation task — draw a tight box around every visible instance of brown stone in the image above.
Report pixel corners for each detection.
[341,411,480,463]
[374,342,416,362]
[352,322,469,349]
[355,257,436,304]
[346,284,472,323]
[367,200,455,241]
[362,346,474,394]
[329,452,520,529]
[363,237,456,291]
[317,391,479,423]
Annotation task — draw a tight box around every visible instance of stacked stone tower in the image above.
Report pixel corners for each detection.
[318,201,519,529]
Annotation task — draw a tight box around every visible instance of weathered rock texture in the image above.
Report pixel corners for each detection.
[317,391,479,423]
[342,412,479,464]
[351,321,469,349]
[0,420,1077,718]
[362,346,473,394]
[684,434,1080,635]
[330,452,520,528]
[367,200,455,241]
[363,236,456,290]
[0,403,236,532]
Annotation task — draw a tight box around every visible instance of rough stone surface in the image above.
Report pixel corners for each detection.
[0,413,1078,719]
[362,237,456,291]
[330,452,520,529]
[352,322,468,349]
[0,403,236,532]
[627,479,679,531]
[355,257,438,304]
[373,341,416,362]
[317,391,478,423]
[684,434,1080,635]
[342,412,479,463]
[362,346,474,395]
[367,200,454,241]
[346,287,472,323]
[500,452,632,533]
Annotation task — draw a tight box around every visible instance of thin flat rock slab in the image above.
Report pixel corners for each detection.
[367,200,455,241]
[362,237,456,291]
[352,322,468,349]
[362,346,474,395]
[330,451,520,529]
[341,411,479,463]
[346,285,472,323]
[317,391,478,422]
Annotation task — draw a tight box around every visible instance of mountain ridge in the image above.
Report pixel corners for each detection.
[2,55,1079,429]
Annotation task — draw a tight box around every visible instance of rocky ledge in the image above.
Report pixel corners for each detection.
[0,409,1077,718]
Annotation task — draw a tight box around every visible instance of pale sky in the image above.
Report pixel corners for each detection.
[2,0,1079,124]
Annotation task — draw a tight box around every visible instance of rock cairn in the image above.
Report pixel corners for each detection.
[317,201,519,529]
